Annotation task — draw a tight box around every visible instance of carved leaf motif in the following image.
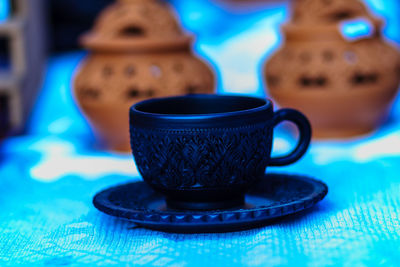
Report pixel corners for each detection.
[130,123,272,190]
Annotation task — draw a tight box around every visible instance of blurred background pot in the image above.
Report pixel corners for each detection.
[74,0,215,152]
[264,0,400,138]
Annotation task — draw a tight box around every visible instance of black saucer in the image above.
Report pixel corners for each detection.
[93,173,328,233]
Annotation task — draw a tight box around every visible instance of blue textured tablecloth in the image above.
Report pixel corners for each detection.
[1,55,400,265]
[1,132,400,266]
[1,1,400,265]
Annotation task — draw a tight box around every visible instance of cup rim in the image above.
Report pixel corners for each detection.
[130,94,273,128]
[132,94,271,117]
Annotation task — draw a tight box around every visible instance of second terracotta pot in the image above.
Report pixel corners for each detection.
[264,0,400,138]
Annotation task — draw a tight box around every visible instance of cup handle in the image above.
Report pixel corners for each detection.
[269,109,312,166]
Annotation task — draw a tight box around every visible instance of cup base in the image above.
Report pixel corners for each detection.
[166,194,245,211]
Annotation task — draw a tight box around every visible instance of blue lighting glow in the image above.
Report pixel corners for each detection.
[364,0,400,43]
[170,0,288,95]
[28,142,137,182]
[0,1,400,265]
[28,52,93,137]
[0,0,9,22]
[18,0,400,181]
[1,135,138,182]
[340,18,374,41]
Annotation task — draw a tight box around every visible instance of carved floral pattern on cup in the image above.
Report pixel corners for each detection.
[130,124,272,190]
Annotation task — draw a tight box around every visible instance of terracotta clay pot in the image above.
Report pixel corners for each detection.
[74,0,215,152]
[264,0,400,138]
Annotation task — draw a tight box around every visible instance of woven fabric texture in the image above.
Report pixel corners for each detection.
[0,133,399,266]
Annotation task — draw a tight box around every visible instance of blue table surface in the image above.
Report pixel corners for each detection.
[1,1,400,266]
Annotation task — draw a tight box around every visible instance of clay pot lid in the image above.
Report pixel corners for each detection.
[283,0,382,42]
[81,0,192,52]
[291,0,373,26]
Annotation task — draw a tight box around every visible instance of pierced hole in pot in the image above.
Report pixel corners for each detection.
[315,76,327,86]
[352,73,365,84]
[330,10,353,21]
[145,89,155,97]
[267,75,280,87]
[351,72,379,85]
[125,65,136,77]
[344,51,358,64]
[126,87,140,98]
[321,0,332,5]
[282,51,293,60]
[81,88,100,99]
[173,62,184,73]
[299,76,327,88]
[186,85,199,94]
[150,65,162,78]
[119,26,144,37]
[102,65,113,77]
[299,76,312,87]
[300,52,311,63]
[322,50,334,62]
[370,73,378,83]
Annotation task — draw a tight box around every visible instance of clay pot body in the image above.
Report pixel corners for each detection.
[264,0,400,138]
[73,0,215,151]
[75,51,214,151]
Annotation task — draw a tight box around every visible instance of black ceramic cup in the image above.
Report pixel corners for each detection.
[130,94,311,210]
